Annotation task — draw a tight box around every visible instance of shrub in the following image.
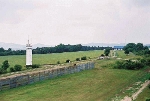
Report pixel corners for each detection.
[146,98,150,101]
[101,54,105,56]
[10,67,15,72]
[76,58,80,61]
[114,60,144,70]
[66,59,70,63]
[148,84,150,89]
[0,68,5,74]
[146,58,150,66]
[2,60,9,70]
[114,61,124,69]
[81,56,87,60]
[32,64,40,68]
[14,65,22,71]
[57,61,60,64]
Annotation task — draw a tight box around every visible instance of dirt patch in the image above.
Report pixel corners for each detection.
[121,96,132,101]
[121,80,150,101]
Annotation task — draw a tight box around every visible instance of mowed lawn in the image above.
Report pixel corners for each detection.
[0,50,103,69]
[0,59,147,101]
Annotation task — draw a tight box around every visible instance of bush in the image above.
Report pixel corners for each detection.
[114,60,144,70]
[14,65,22,71]
[66,59,70,63]
[2,60,9,70]
[0,68,5,74]
[148,84,150,89]
[114,61,124,69]
[81,56,87,60]
[10,67,15,72]
[101,54,105,56]
[76,58,80,61]
[32,64,40,68]
[146,58,150,66]
[146,98,150,101]
[57,61,60,64]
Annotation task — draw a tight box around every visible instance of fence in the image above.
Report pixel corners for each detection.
[0,62,94,91]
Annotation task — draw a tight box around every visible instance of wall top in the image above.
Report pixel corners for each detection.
[26,40,32,47]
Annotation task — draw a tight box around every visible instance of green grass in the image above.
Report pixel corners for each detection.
[0,50,148,101]
[0,50,103,69]
[115,51,142,59]
[0,59,148,101]
[135,86,150,101]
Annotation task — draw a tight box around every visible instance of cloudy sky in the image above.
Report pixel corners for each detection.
[0,0,150,45]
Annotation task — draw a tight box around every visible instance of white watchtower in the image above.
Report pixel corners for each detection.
[26,40,32,66]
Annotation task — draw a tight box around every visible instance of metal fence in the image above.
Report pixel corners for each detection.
[0,62,94,91]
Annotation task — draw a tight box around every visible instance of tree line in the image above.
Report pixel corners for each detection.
[0,44,112,56]
[32,44,112,54]
[0,48,25,56]
[114,43,150,70]
[123,43,150,56]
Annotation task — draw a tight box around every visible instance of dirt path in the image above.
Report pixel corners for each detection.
[121,80,150,101]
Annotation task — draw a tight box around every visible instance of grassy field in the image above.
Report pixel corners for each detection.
[0,59,148,101]
[0,50,104,69]
[0,50,149,101]
[135,86,150,101]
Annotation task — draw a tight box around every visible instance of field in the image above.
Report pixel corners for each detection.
[135,86,150,101]
[0,50,149,101]
[0,50,103,70]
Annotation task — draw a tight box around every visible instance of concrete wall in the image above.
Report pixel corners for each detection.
[0,62,94,91]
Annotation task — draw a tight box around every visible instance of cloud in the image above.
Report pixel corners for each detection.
[0,0,150,45]
[131,0,150,7]
[0,0,35,24]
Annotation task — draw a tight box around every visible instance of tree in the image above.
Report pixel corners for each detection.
[136,43,143,51]
[124,50,129,55]
[2,60,9,70]
[123,43,136,52]
[0,47,5,52]
[104,48,110,56]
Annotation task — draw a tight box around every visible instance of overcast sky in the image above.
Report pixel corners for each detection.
[0,0,150,45]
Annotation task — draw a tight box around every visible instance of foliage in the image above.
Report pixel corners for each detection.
[32,44,112,54]
[124,49,129,55]
[10,67,15,72]
[101,54,105,56]
[2,60,9,70]
[32,64,40,68]
[148,84,150,89]
[114,59,145,70]
[0,47,25,56]
[14,65,22,71]
[66,59,70,63]
[146,99,150,101]
[123,43,150,55]
[76,58,80,61]
[104,48,111,56]
[0,68,5,74]
[0,44,113,56]
[81,56,87,60]
[57,61,60,64]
